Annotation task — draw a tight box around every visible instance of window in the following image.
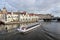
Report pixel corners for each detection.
[26,18,27,20]
[8,16,11,18]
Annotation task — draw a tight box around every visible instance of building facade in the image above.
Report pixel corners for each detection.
[0,7,39,23]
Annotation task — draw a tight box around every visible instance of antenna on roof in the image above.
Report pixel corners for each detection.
[11,10,13,15]
[3,0,6,8]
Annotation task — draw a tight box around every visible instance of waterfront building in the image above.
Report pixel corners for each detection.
[0,7,40,23]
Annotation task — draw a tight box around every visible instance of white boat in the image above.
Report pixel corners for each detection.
[17,23,41,33]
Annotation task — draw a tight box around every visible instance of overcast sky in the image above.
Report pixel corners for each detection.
[0,0,60,17]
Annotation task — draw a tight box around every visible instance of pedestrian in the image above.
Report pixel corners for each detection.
[5,27,8,32]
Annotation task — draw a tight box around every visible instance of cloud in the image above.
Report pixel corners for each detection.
[0,0,60,16]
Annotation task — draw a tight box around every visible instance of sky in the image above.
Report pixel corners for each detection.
[0,0,60,17]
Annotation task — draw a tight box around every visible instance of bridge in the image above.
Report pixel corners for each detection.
[43,17,60,22]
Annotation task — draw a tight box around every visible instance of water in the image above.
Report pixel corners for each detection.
[0,22,60,40]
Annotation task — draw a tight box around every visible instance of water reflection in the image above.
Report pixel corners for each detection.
[0,22,36,33]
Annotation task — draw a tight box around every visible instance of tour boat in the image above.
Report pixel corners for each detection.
[17,23,41,33]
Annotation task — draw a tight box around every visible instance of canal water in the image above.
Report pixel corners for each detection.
[0,21,60,40]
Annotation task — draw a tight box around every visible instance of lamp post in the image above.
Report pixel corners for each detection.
[17,10,20,22]
[11,10,13,22]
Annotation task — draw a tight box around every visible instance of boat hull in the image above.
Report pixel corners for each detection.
[17,23,41,34]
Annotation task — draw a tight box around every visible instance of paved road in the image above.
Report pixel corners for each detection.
[0,22,60,40]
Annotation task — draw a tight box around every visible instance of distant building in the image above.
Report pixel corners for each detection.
[37,14,54,19]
